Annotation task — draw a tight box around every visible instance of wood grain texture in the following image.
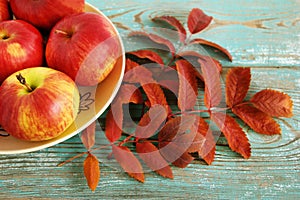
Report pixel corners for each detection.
[0,0,299,199]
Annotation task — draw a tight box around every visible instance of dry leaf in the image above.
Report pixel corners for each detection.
[125,58,140,73]
[177,51,222,73]
[135,105,168,138]
[128,31,176,56]
[112,145,145,182]
[83,153,100,192]
[211,112,251,159]
[232,104,281,135]
[187,8,213,34]
[152,15,187,43]
[250,89,293,118]
[199,58,222,108]
[175,59,198,111]
[136,141,173,179]
[193,115,216,165]
[105,108,122,143]
[226,67,251,108]
[158,115,197,168]
[127,50,165,67]
[190,38,233,61]
[80,121,96,150]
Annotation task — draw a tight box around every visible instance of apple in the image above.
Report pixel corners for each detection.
[0,0,12,22]
[45,12,122,86]
[9,0,85,31]
[0,20,44,84]
[0,67,80,141]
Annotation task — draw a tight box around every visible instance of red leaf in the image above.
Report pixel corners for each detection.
[158,79,179,95]
[226,67,251,108]
[158,116,197,168]
[211,112,251,159]
[232,104,281,135]
[177,51,222,73]
[112,145,144,182]
[125,58,140,73]
[136,142,173,179]
[135,105,168,138]
[175,60,198,111]
[105,108,122,143]
[190,38,233,61]
[80,121,96,150]
[117,84,144,105]
[127,50,164,67]
[128,31,176,56]
[199,58,222,108]
[187,8,213,34]
[83,153,100,191]
[171,151,194,168]
[142,83,170,110]
[152,15,187,43]
[191,116,216,165]
[250,89,293,118]
[124,63,154,84]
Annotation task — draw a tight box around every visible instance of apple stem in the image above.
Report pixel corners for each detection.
[16,73,33,92]
[55,29,70,37]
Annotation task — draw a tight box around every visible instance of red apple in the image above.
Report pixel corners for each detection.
[0,67,80,141]
[0,20,44,84]
[46,12,122,86]
[9,0,85,31]
[0,0,11,22]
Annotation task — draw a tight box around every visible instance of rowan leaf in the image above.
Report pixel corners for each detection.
[199,58,222,108]
[158,115,197,168]
[226,67,251,108]
[124,64,153,84]
[83,153,100,192]
[127,50,164,67]
[250,89,293,118]
[152,15,187,43]
[128,31,176,56]
[211,112,251,159]
[192,115,216,165]
[135,105,168,138]
[175,59,198,111]
[142,83,170,111]
[117,84,144,105]
[105,108,122,143]
[232,104,281,135]
[125,58,140,73]
[112,145,145,182]
[187,8,213,34]
[171,151,194,168]
[80,121,96,150]
[190,38,233,61]
[177,51,222,73]
[136,141,173,179]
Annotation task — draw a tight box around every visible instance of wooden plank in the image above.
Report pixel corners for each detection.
[89,0,300,67]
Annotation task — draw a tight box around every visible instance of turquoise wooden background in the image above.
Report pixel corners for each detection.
[0,0,299,199]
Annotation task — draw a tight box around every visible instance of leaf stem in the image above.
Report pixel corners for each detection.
[57,151,88,167]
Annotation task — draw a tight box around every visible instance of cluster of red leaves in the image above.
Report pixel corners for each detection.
[78,8,293,191]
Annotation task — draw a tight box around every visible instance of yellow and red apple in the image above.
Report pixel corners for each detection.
[0,0,12,22]
[46,12,122,86]
[0,67,80,141]
[9,0,85,31]
[0,20,44,84]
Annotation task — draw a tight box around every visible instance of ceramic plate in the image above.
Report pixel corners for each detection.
[0,3,125,154]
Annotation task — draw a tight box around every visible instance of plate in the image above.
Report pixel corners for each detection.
[0,3,125,154]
